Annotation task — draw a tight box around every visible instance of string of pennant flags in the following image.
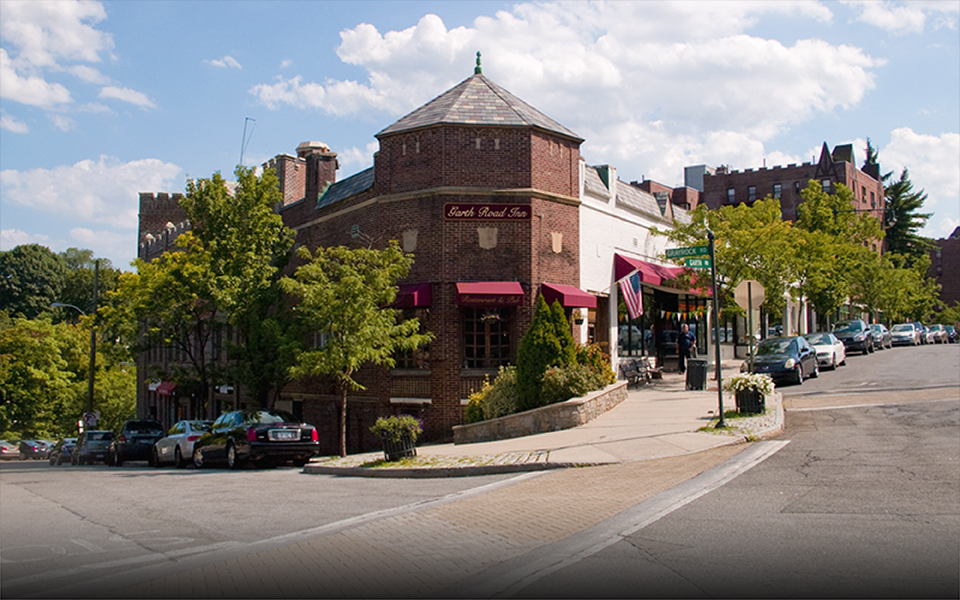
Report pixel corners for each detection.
[660,308,708,321]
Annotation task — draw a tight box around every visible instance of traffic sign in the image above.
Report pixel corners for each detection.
[684,257,711,269]
[665,245,709,259]
[82,412,98,428]
[734,280,765,311]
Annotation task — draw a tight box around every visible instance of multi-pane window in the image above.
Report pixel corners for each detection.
[395,309,430,370]
[773,183,781,199]
[871,191,876,208]
[748,186,756,202]
[726,188,736,204]
[821,179,832,193]
[463,308,511,368]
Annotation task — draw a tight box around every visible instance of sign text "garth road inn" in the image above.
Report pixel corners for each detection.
[443,203,532,221]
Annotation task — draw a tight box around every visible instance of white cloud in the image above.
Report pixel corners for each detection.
[0,112,29,133]
[280,59,293,68]
[50,113,77,131]
[0,156,182,229]
[845,0,960,35]
[934,216,959,238]
[67,64,110,84]
[338,141,380,171]
[0,48,72,106]
[0,0,113,69]
[98,86,156,108]
[882,128,960,208]
[208,55,242,69]
[0,229,50,250]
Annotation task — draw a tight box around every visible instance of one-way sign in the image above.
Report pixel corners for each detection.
[665,245,709,259]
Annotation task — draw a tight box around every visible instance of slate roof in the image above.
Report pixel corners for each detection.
[377,74,582,141]
[616,182,663,218]
[316,167,375,209]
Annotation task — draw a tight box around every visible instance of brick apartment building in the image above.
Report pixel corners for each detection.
[696,143,885,252]
[929,227,960,313]
[137,65,709,454]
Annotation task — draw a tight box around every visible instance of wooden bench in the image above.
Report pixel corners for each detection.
[619,359,649,387]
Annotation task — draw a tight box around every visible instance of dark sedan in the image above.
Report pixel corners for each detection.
[869,324,892,350]
[72,430,113,465]
[18,440,50,460]
[48,437,77,465]
[742,335,819,385]
[833,319,874,355]
[109,419,165,466]
[193,409,319,470]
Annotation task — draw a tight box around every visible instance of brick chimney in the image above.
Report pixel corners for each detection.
[297,141,339,204]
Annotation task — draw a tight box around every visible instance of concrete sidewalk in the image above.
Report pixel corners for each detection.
[306,359,783,477]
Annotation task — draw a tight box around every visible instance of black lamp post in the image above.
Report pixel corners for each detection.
[52,260,99,415]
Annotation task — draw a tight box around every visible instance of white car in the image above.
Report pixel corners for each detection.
[152,420,212,468]
[890,323,921,346]
[928,324,949,344]
[803,332,846,370]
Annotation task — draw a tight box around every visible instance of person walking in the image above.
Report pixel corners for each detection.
[678,323,697,374]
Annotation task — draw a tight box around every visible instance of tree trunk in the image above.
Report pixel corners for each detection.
[339,386,348,457]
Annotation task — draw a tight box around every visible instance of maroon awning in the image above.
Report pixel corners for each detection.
[456,282,524,307]
[156,381,177,396]
[540,283,597,308]
[614,253,710,295]
[392,282,432,308]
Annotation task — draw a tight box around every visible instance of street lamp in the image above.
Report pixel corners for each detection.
[51,260,99,416]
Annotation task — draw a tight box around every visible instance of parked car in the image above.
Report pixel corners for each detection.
[0,440,21,460]
[913,322,928,344]
[890,323,921,346]
[72,430,113,465]
[922,326,937,344]
[192,409,319,470]
[928,324,949,344]
[803,332,846,370]
[109,419,165,466]
[742,335,819,385]
[48,437,78,466]
[832,319,874,355]
[153,420,212,468]
[18,440,50,460]
[868,324,892,350]
[946,325,958,343]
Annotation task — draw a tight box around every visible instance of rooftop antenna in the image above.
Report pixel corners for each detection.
[239,117,256,166]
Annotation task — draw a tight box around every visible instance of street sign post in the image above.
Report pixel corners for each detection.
[666,245,709,259]
[734,280,766,372]
[706,231,724,428]
[684,257,711,269]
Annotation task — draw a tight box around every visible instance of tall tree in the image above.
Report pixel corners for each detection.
[516,297,566,411]
[0,244,67,319]
[281,241,432,457]
[178,166,297,406]
[883,168,933,264]
[56,248,120,324]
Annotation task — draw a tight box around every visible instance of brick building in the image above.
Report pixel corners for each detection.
[696,143,885,252]
[136,65,705,454]
[930,227,960,312]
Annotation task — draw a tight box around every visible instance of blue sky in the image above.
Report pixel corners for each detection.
[2,0,958,269]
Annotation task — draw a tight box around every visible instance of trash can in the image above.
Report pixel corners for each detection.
[685,359,708,390]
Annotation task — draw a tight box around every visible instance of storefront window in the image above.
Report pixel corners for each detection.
[395,309,431,370]
[463,308,511,368]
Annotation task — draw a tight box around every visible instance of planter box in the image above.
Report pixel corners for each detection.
[380,431,417,461]
[735,388,766,414]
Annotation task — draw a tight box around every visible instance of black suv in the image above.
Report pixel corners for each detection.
[832,319,875,355]
[109,419,165,466]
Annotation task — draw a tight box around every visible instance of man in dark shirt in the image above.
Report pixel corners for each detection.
[678,323,697,374]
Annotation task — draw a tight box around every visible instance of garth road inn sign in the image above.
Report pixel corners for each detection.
[444,203,532,221]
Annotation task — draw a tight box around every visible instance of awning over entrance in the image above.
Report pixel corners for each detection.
[613,253,710,296]
[456,281,524,307]
[392,282,433,308]
[540,283,597,308]
[156,381,177,396]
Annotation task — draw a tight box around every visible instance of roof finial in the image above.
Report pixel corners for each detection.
[475,51,482,75]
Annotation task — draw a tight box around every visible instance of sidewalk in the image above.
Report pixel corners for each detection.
[305,358,782,477]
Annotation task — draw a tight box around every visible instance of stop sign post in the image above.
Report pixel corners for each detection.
[735,280,765,371]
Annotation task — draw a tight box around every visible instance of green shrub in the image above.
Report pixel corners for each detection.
[550,300,577,367]
[576,343,616,385]
[369,415,422,444]
[516,297,564,411]
[540,363,609,405]
[464,367,519,422]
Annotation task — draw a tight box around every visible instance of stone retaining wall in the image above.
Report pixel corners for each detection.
[452,381,628,445]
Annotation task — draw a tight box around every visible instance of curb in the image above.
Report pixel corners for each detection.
[303,461,586,478]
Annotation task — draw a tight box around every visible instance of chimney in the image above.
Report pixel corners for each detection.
[297,141,339,203]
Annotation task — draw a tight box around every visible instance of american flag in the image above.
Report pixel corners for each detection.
[619,270,643,319]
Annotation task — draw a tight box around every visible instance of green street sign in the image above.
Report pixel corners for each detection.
[685,257,711,269]
[665,245,709,259]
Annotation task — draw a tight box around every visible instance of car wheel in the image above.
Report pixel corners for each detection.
[811,362,819,378]
[193,448,204,469]
[114,452,123,467]
[49,456,56,466]
[152,448,162,468]
[226,442,242,470]
[71,454,77,466]
[794,365,803,385]
[293,458,308,468]
[830,354,837,370]
[174,446,186,469]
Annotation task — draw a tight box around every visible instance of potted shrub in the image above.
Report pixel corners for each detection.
[722,373,774,414]
[369,415,422,461]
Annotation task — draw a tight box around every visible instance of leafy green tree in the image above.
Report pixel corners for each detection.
[280,241,432,457]
[883,168,933,264]
[177,166,297,407]
[0,244,67,319]
[549,300,577,367]
[516,297,565,411]
[56,249,120,323]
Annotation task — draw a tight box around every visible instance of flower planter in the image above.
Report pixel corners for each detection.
[380,431,417,462]
[735,387,766,414]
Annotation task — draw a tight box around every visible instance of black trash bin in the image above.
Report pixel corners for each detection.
[685,359,708,390]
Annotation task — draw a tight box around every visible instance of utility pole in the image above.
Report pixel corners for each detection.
[707,230,725,428]
[86,260,99,414]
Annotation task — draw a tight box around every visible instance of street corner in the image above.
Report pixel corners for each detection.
[302,450,581,478]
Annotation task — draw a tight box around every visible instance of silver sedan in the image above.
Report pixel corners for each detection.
[803,332,846,370]
[153,420,212,468]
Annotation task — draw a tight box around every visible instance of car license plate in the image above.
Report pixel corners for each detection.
[269,429,299,441]
[139,439,152,444]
